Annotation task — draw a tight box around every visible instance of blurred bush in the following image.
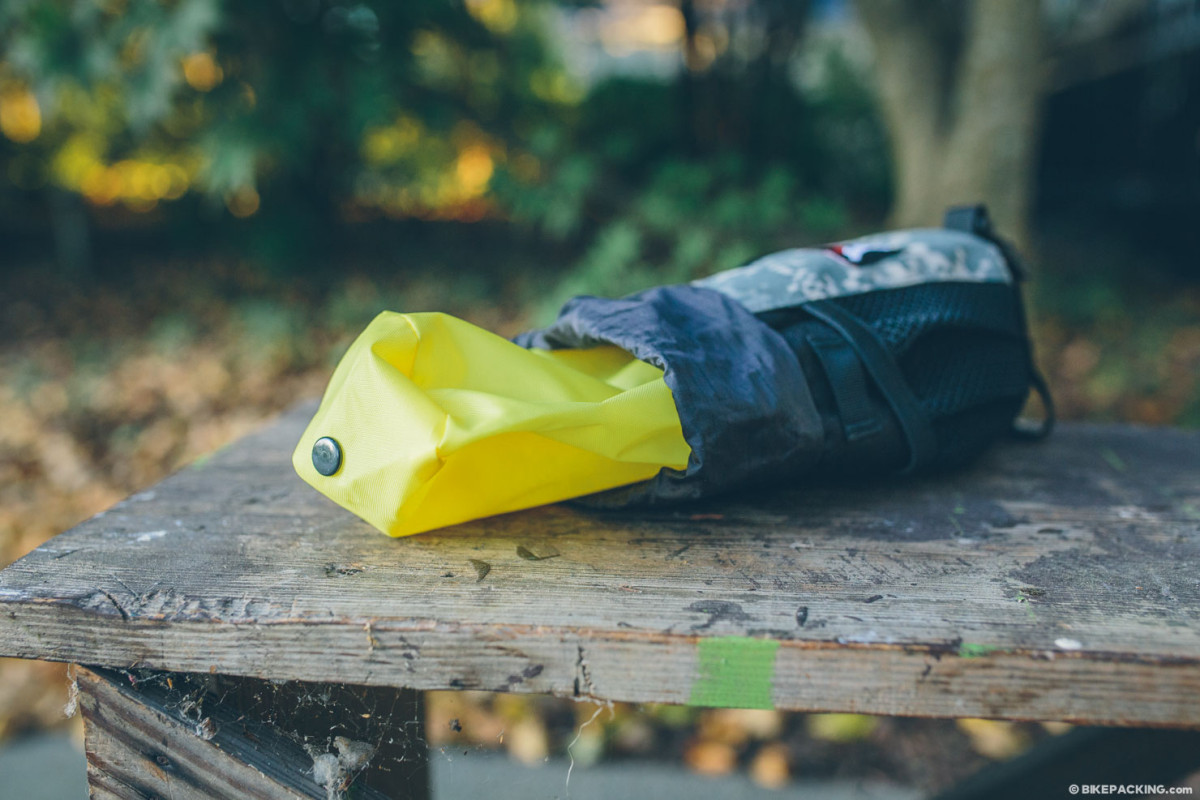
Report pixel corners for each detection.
[0,0,571,263]
[1,1,892,287]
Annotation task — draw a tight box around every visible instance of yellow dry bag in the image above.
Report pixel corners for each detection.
[292,311,691,537]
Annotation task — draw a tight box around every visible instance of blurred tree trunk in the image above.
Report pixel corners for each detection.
[856,0,1044,247]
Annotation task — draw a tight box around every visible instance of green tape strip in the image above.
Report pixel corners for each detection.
[689,636,780,709]
[958,642,1005,658]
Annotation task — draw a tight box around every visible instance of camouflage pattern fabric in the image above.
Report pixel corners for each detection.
[693,228,1013,314]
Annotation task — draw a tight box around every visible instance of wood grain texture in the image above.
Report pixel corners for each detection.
[78,665,428,800]
[80,665,326,799]
[3,402,1200,725]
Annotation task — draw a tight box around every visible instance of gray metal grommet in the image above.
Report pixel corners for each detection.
[311,437,342,476]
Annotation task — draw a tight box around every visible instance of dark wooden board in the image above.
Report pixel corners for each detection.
[2,402,1199,725]
[80,665,326,800]
[77,665,428,800]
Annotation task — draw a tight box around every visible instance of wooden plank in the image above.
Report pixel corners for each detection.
[78,665,429,800]
[2,402,1199,725]
[80,665,324,799]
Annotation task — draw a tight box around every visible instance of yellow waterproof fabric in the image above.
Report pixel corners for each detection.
[293,311,691,537]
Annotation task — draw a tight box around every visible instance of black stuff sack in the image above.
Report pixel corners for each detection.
[515,204,1054,508]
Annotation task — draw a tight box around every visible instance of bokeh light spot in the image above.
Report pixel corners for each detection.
[183,53,224,92]
[226,187,261,218]
[0,86,42,143]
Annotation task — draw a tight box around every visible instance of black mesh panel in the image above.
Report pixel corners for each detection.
[767,281,1033,471]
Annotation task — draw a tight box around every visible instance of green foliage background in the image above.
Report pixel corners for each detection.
[0,0,891,296]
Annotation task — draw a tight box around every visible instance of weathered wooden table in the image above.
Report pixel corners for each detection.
[1,401,1198,797]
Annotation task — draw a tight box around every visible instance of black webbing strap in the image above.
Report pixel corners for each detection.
[943,204,1028,281]
[942,204,992,238]
[807,333,883,443]
[1012,368,1056,440]
[803,300,939,473]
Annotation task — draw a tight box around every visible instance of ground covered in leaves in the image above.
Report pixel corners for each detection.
[2,227,1199,794]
